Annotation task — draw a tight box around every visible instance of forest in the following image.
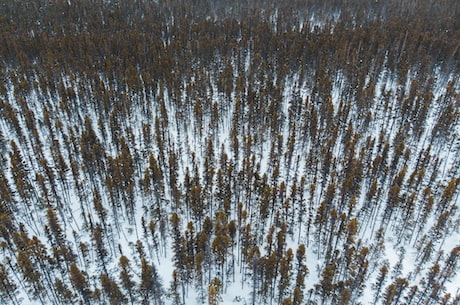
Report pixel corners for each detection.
[0,0,459,304]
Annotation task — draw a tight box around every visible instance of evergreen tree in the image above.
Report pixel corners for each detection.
[9,140,33,202]
[69,263,92,304]
[119,256,136,305]
[208,277,222,305]
[140,257,164,305]
[100,273,127,305]
[0,263,19,305]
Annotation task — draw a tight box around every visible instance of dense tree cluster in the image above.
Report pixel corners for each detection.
[0,0,459,304]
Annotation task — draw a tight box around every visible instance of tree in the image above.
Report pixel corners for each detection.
[170,212,187,295]
[382,278,408,305]
[69,263,92,304]
[431,102,458,144]
[117,137,135,216]
[292,286,303,305]
[54,279,74,305]
[46,207,65,247]
[439,246,460,288]
[139,257,164,305]
[148,220,162,263]
[227,219,237,279]
[0,263,19,305]
[212,216,231,278]
[101,273,127,305]
[195,251,206,303]
[260,251,278,301]
[119,256,136,305]
[208,277,222,305]
[80,116,105,176]
[0,167,15,216]
[382,284,396,305]
[93,224,109,273]
[278,248,293,304]
[373,264,388,305]
[16,250,43,299]
[169,270,182,305]
[248,246,261,305]
[317,263,336,302]
[437,178,460,214]
[9,140,33,202]
[0,213,16,251]
[292,245,308,305]
[93,187,107,228]
[184,221,195,283]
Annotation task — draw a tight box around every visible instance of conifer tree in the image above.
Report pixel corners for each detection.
[169,269,182,305]
[80,116,105,177]
[16,249,44,300]
[278,248,293,304]
[69,263,92,304]
[54,279,74,305]
[93,224,109,273]
[0,263,19,305]
[119,256,136,305]
[317,263,336,303]
[9,140,33,203]
[101,273,127,305]
[140,257,164,305]
[208,277,222,305]
[46,207,65,247]
[0,169,15,215]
